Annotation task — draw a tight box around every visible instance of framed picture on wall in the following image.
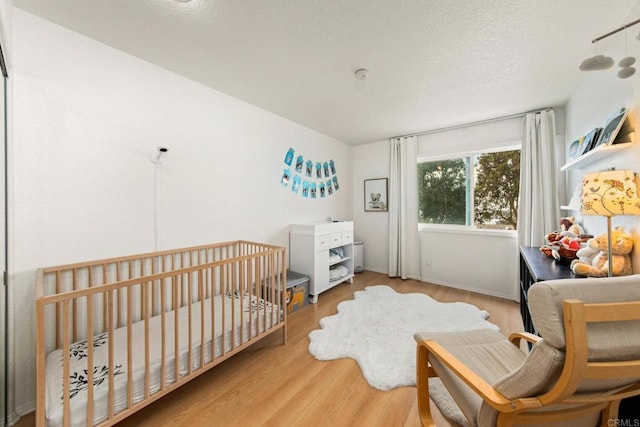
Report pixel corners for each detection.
[364,178,388,212]
[594,107,629,148]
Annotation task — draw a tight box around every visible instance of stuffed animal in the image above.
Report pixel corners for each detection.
[540,217,589,260]
[573,238,599,266]
[570,227,634,277]
[559,216,585,237]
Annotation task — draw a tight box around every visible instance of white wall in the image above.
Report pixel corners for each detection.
[417,117,522,158]
[352,117,539,300]
[352,140,389,274]
[419,228,518,299]
[11,9,352,415]
[564,41,640,272]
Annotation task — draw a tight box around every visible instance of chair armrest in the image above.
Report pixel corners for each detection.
[509,332,541,348]
[417,339,543,413]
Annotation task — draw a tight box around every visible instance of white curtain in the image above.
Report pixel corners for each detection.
[518,110,561,247]
[388,136,420,279]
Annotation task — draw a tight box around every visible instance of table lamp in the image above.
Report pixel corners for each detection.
[581,169,640,276]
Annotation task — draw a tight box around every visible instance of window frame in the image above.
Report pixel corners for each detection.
[417,144,521,233]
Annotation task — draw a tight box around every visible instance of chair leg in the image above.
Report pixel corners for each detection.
[601,400,620,427]
[416,342,436,427]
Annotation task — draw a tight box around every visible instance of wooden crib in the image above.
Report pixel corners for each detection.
[35,241,287,427]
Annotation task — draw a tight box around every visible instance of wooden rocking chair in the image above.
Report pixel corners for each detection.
[415,275,640,426]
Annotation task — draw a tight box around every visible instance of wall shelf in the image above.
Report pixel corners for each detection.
[560,142,633,171]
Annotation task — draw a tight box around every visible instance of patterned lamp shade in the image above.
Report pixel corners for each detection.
[581,170,640,217]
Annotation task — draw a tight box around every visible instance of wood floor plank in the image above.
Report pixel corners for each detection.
[19,271,522,427]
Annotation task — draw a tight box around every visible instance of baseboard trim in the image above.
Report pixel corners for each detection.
[420,276,517,301]
[1,409,21,427]
[361,267,386,275]
[15,400,35,424]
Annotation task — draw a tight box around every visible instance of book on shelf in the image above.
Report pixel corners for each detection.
[613,130,635,145]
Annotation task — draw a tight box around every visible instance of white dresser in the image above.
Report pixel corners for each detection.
[289,221,354,303]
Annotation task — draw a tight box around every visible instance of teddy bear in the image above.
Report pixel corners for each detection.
[570,226,634,277]
[573,238,599,266]
[560,216,584,235]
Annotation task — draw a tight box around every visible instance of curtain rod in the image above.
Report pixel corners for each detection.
[392,107,552,139]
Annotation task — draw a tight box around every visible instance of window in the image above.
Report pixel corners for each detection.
[417,149,520,230]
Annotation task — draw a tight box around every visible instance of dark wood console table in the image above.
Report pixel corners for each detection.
[519,246,574,335]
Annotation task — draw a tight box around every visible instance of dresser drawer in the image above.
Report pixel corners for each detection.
[315,234,331,251]
[341,231,353,245]
[329,232,343,248]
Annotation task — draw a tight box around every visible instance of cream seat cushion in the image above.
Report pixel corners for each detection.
[414,328,525,426]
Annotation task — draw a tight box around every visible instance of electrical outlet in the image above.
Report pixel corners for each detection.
[425,258,431,266]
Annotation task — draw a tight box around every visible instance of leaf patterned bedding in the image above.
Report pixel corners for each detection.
[45,291,279,427]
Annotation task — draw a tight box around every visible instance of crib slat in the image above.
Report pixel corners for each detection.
[73,268,79,343]
[103,264,108,332]
[210,266,215,362]
[259,251,264,311]
[199,269,205,369]
[140,271,144,324]
[56,270,62,349]
[86,294,94,427]
[116,261,122,328]
[239,258,245,345]
[181,252,186,306]
[160,276,166,390]
[249,257,255,339]
[231,259,236,350]
[270,253,275,326]
[151,261,156,316]
[127,285,133,408]
[256,256,261,338]
[107,289,115,419]
[173,274,179,382]
[62,300,71,427]
[206,260,211,299]
[187,271,193,376]
[144,280,150,399]
[220,265,226,355]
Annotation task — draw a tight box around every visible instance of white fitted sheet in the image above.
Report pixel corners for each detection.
[45,291,280,427]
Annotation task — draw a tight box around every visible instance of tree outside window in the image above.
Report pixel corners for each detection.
[417,149,520,230]
[417,158,467,225]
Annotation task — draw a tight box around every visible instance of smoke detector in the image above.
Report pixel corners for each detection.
[354,69,368,80]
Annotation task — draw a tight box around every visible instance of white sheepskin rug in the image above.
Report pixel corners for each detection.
[308,285,500,391]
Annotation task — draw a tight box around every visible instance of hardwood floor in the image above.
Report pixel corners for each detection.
[17,271,522,427]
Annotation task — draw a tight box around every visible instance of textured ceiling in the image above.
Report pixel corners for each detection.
[13,0,640,144]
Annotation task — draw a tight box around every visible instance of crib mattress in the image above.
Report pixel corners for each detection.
[45,291,280,427]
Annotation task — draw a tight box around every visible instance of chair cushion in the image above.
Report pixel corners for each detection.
[477,340,565,426]
[493,340,564,399]
[528,274,640,357]
[527,276,640,407]
[415,328,526,426]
